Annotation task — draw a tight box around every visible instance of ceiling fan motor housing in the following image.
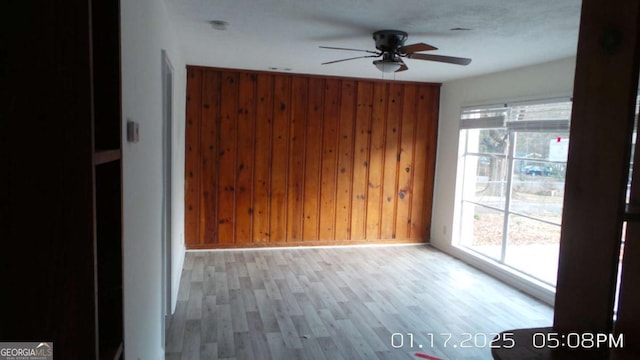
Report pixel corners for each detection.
[373,30,408,52]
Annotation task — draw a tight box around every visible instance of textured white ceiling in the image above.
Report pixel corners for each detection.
[164,0,581,82]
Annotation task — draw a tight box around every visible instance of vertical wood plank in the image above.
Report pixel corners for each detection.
[184,68,441,248]
[554,0,640,334]
[319,79,340,240]
[185,67,203,245]
[395,85,417,240]
[217,72,239,244]
[351,82,373,240]
[200,70,220,244]
[287,77,308,242]
[409,86,437,240]
[380,84,403,239]
[366,83,387,240]
[303,78,324,241]
[235,73,257,244]
[422,86,440,239]
[270,75,291,243]
[253,74,274,243]
[335,80,356,241]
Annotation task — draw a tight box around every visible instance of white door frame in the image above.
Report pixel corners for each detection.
[161,49,174,332]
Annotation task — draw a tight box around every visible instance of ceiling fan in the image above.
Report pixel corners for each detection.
[320,30,472,73]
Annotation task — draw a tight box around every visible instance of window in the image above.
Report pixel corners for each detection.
[457,99,572,286]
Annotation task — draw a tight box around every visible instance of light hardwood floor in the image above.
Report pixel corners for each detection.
[165,244,552,360]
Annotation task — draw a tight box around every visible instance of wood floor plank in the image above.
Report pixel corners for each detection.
[263,277,283,300]
[311,281,348,320]
[246,260,265,290]
[226,262,241,291]
[271,299,303,349]
[240,286,258,313]
[254,253,270,270]
[265,332,297,360]
[216,304,235,358]
[199,343,217,360]
[167,245,553,360]
[344,299,384,330]
[317,309,362,360]
[246,311,271,359]
[339,302,388,351]
[234,255,250,278]
[229,289,249,333]
[166,300,188,353]
[186,283,204,321]
[335,271,375,303]
[363,301,410,336]
[289,314,329,360]
[284,271,305,293]
[215,271,230,305]
[264,260,286,280]
[165,353,181,360]
[336,319,379,360]
[191,255,205,282]
[316,272,349,303]
[274,279,304,316]
[203,266,216,296]
[180,320,201,360]
[200,296,217,343]
[183,253,195,270]
[233,332,255,360]
[254,289,281,333]
[178,270,192,301]
[293,293,331,338]
[315,336,345,360]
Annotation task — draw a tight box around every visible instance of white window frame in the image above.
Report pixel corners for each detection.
[455,97,572,286]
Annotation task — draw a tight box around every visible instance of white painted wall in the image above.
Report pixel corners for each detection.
[121,0,186,358]
[430,57,576,304]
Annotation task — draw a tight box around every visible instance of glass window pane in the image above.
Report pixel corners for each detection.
[459,203,503,260]
[514,131,570,162]
[465,128,509,155]
[511,159,564,223]
[463,155,507,210]
[479,129,509,154]
[457,99,574,289]
[505,214,560,285]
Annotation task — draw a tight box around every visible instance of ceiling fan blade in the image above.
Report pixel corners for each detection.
[396,59,409,72]
[401,42,438,53]
[319,46,379,55]
[407,53,472,65]
[321,55,380,65]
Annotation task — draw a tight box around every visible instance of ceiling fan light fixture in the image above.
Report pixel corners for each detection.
[373,59,402,73]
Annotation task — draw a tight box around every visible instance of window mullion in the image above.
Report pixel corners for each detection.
[501,130,517,263]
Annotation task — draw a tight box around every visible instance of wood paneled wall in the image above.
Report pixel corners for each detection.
[185,66,440,248]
